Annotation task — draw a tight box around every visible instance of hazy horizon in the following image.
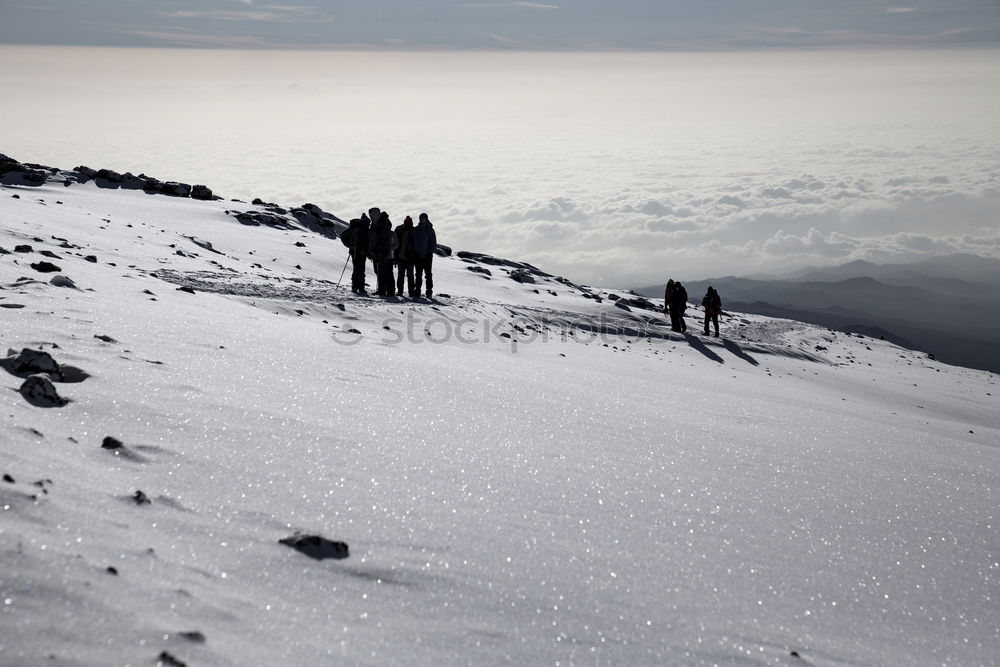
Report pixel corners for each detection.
[3,45,999,286]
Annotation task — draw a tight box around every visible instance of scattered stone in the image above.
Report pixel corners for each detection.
[2,474,14,483]
[177,286,196,294]
[509,268,535,284]
[156,651,187,667]
[50,275,78,289]
[161,182,192,197]
[10,348,60,376]
[39,250,61,259]
[102,436,124,450]
[19,375,67,407]
[190,184,214,200]
[106,566,119,576]
[132,490,151,505]
[279,533,349,560]
[177,631,207,644]
[94,334,118,343]
[14,245,33,253]
[84,255,98,263]
[295,241,306,247]
[30,261,61,273]
[467,266,492,276]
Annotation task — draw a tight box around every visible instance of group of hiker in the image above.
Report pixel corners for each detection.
[338,213,724,336]
[665,279,722,337]
[340,208,437,298]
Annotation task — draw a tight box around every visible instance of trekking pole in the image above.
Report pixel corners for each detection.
[335,253,350,289]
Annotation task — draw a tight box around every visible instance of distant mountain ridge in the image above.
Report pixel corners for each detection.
[637,255,1000,374]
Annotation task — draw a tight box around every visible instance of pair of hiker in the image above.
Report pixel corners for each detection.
[664,279,688,332]
[392,210,437,299]
[342,209,437,298]
[664,280,723,336]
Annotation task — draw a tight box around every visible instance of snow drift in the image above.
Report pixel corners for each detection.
[1,157,997,666]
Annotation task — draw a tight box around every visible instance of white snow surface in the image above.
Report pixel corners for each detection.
[0,177,997,667]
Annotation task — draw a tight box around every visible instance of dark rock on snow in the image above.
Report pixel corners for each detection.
[30,261,61,273]
[19,375,68,407]
[156,651,187,667]
[279,533,350,560]
[509,269,535,284]
[101,436,124,450]
[190,184,214,200]
[9,348,61,376]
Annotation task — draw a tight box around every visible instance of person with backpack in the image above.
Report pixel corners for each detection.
[702,286,722,337]
[368,211,397,297]
[341,216,370,294]
[394,215,416,297]
[664,279,675,324]
[411,212,437,299]
[670,281,688,332]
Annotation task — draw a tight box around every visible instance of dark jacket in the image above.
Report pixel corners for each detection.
[671,283,688,312]
[394,218,414,261]
[345,218,370,258]
[702,288,722,315]
[369,213,397,257]
[411,219,437,257]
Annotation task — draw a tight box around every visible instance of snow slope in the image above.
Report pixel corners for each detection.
[1,170,997,667]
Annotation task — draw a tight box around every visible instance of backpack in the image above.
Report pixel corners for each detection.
[340,227,354,248]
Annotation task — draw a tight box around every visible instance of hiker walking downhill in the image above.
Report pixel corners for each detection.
[670,281,689,332]
[394,215,416,297]
[411,212,437,299]
[664,279,675,326]
[702,286,722,337]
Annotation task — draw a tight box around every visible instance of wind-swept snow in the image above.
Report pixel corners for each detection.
[0,168,997,666]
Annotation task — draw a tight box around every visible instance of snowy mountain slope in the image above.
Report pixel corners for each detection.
[1,169,998,667]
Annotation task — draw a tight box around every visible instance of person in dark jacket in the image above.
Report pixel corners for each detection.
[664,279,675,324]
[411,212,437,299]
[344,216,370,294]
[670,281,688,332]
[368,211,397,297]
[366,207,382,285]
[702,286,722,336]
[394,215,416,297]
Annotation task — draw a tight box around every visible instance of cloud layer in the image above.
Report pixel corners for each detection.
[2,47,998,286]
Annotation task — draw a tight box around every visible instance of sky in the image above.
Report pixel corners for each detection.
[2,0,999,50]
[2,2,999,286]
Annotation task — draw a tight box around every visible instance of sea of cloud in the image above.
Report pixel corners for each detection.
[3,46,998,285]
